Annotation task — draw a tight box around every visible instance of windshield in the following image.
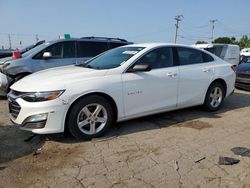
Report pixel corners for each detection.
[79,46,144,69]
[21,42,50,57]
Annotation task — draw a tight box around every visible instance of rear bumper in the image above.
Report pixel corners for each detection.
[235,77,250,91]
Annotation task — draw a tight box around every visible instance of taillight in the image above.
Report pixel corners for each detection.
[231,65,237,73]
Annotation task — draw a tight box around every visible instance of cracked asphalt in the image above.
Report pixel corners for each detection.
[0,89,250,188]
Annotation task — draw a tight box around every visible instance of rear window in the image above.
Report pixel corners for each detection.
[204,46,226,59]
[109,42,127,49]
[77,41,109,58]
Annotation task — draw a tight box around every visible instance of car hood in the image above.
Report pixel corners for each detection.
[0,57,12,65]
[11,65,109,92]
[237,63,250,73]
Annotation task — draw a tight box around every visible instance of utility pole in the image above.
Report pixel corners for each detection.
[35,34,39,43]
[8,34,12,49]
[174,15,183,43]
[210,19,217,42]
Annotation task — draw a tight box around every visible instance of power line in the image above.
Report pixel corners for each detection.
[183,18,210,29]
[179,28,210,40]
[174,15,184,43]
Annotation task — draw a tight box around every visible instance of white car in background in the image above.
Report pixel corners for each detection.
[194,43,240,65]
[8,43,236,139]
[240,48,250,57]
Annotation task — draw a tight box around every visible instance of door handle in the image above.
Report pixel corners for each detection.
[167,72,177,77]
[202,68,211,73]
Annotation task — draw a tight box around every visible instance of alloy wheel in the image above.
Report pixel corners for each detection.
[209,87,223,108]
[77,103,108,135]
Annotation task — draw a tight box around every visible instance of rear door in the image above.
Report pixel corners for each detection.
[176,47,214,108]
[76,41,109,64]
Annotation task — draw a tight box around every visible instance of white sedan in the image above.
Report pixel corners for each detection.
[9,43,236,139]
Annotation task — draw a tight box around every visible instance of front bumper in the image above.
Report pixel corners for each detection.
[235,77,250,91]
[9,96,68,134]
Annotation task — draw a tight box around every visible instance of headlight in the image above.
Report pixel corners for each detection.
[21,90,65,102]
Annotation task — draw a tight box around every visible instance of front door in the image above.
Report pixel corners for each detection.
[33,41,77,71]
[122,47,179,118]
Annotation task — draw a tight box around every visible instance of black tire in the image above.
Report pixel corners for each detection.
[203,82,225,112]
[67,95,114,140]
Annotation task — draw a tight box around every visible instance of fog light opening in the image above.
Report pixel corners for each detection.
[25,113,48,122]
[22,113,48,129]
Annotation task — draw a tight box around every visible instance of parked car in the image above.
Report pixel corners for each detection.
[8,43,236,139]
[0,49,13,59]
[20,40,45,54]
[0,37,132,96]
[0,40,45,59]
[240,56,250,64]
[236,58,250,91]
[240,48,250,57]
[194,43,240,65]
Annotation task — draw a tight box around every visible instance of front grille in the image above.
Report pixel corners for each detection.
[237,73,250,79]
[8,100,21,119]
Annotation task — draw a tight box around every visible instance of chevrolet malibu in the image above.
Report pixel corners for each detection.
[8,43,236,139]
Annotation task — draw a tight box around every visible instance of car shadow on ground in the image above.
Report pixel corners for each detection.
[0,90,250,164]
[0,96,7,100]
[48,90,250,143]
[0,125,44,164]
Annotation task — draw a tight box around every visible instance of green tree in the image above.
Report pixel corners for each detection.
[238,35,250,48]
[195,41,208,44]
[212,37,235,44]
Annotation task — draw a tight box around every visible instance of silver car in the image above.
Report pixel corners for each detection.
[0,37,132,96]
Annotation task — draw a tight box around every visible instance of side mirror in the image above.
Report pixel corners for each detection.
[43,52,52,59]
[128,64,151,72]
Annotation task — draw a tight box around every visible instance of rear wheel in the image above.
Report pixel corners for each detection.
[67,95,114,140]
[203,82,225,112]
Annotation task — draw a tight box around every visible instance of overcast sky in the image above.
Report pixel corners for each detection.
[1,0,250,49]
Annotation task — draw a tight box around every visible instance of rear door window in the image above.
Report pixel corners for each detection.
[77,41,109,57]
[177,47,203,65]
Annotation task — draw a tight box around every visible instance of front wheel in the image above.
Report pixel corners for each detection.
[67,95,114,140]
[203,82,225,112]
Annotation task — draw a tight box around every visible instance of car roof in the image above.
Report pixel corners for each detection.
[47,37,132,45]
[195,43,239,48]
[124,43,198,49]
